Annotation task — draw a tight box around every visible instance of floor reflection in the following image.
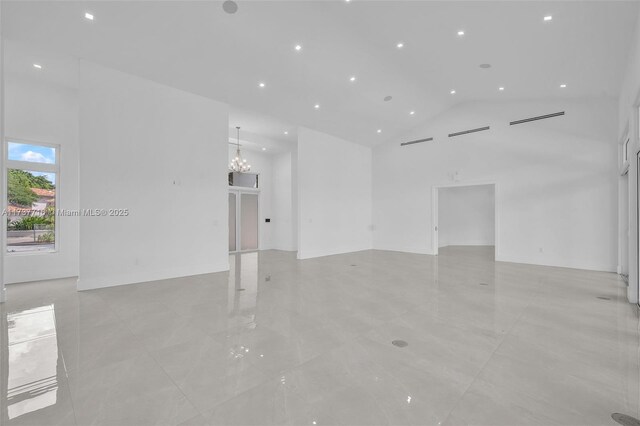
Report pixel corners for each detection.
[228,252,259,314]
[6,305,60,420]
[0,249,637,425]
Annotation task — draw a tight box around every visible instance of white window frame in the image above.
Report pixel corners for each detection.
[4,138,60,255]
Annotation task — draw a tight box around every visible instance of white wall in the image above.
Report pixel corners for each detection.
[272,151,296,251]
[618,6,640,303]
[373,99,618,272]
[297,127,372,259]
[78,61,229,290]
[4,42,80,284]
[438,184,495,248]
[291,148,298,252]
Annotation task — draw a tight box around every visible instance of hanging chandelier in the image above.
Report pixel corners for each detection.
[229,126,251,173]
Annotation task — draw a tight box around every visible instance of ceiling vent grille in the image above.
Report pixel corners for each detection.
[510,111,565,126]
[400,137,433,147]
[448,126,490,138]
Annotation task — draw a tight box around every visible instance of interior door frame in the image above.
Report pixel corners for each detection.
[619,166,630,281]
[431,181,498,256]
[229,186,260,254]
[637,150,640,307]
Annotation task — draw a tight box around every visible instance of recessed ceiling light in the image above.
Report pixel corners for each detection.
[33,64,42,69]
[294,44,302,51]
[396,42,404,49]
[479,63,492,69]
[377,129,382,133]
[499,87,505,91]
[284,131,289,135]
[222,1,238,14]
[409,111,415,115]
[560,84,567,88]
[350,76,356,82]
[262,147,267,151]
[84,12,94,20]
[450,89,456,94]
[544,15,553,21]
[314,104,320,109]
[259,82,265,88]
[384,95,393,102]
[457,30,465,36]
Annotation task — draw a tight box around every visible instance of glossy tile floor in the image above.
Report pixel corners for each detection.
[1,246,639,426]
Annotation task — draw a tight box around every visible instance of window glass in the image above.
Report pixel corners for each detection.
[5,140,59,254]
[229,172,259,188]
[6,169,56,253]
[8,142,56,164]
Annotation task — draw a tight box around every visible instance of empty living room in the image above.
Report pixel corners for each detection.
[1,1,639,425]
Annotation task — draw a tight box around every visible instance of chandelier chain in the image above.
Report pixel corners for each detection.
[229,126,251,173]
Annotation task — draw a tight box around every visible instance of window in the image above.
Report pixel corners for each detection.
[229,171,259,188]
[5,141,58,253]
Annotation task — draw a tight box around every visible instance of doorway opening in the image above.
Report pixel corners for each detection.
[229,189,259,253]
[433,183,496,259]
[620,168,629,283]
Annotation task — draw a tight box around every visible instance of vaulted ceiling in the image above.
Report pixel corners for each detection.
[2,1,638,146]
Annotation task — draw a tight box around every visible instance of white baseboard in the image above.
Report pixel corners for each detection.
[297,246,372,260]
[269,247,298,252]
[77,261,229,291]
[496,254,616,273]
[371,244,433,255]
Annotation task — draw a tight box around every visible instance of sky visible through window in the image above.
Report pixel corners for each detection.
[8,142,56,185]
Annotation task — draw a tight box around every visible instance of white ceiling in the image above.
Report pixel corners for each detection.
[2,1,638,146]
[228,107,298,149]
[227,126,297,154]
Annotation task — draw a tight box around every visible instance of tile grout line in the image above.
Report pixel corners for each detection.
[7,251,639,425]
[65,293,190,425]
[143,346,204,424]
[439,295,536,425]
[54,310,80,426]
[194,317,392,423]
[56,291,117,426]
[115,298,217,423]
[145,321,312,421]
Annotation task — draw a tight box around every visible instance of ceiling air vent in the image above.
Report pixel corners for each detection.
[448,126,490,138]
[400,137,433,147]
[510,111,565,126]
